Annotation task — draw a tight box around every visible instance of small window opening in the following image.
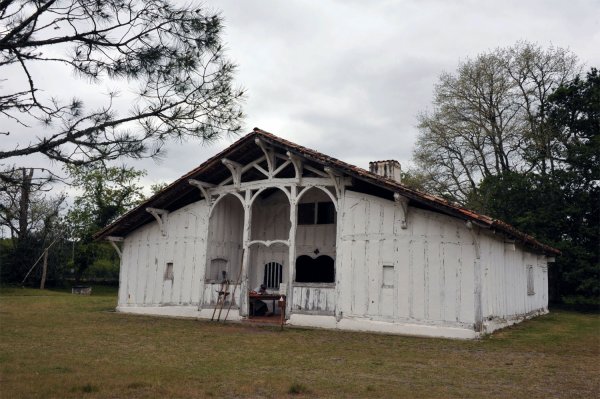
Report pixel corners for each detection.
[295,255,335,283]
[263,262,283,289]
[527,265,535,296]
[298,203,315,225]
[382,265,394,288]
[317,202,335,224]
[208,258,229,282]
[298,202,335,225]
[164,262,174,281]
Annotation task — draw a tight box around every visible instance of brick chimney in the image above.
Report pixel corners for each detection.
[369,160,401,183]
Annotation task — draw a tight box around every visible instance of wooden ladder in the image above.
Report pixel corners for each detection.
[211,279,231,321]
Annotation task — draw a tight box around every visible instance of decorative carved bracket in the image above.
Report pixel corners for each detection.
[222,158,243,189]
[465,221,481,259]
[189,179,215,206]
[146,207,169,236]
[106,236,123,258]
[255,138,276,178]
[324,167,343,199]
[394,193,409,229]
[287,151,303,182]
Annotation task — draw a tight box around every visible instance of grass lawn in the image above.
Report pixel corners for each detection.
[0,286,598,398]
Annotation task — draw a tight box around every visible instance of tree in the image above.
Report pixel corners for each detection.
[413,41,597,304]
[0,167,66,283]
[421,66,599,305]
[413,42,579,202]
[149,181,169,196]
[545,68,599,303]
[1,0,244,167]
[66,164,145,281]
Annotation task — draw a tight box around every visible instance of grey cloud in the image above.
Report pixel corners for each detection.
[2,0,599,190]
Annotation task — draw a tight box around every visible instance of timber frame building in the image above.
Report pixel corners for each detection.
[96,128,559,339]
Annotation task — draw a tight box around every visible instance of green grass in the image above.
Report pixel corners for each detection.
[1,287,598,398]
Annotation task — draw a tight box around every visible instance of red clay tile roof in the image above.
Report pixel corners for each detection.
[95,128,560,256]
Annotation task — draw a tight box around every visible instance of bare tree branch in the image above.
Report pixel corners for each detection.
[1,0,245,167]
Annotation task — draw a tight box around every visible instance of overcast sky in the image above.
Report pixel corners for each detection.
[3,0,600,191]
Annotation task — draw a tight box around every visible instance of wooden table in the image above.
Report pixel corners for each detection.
[249,293,286,329]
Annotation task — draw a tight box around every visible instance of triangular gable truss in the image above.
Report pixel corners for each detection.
[189,141,344,219]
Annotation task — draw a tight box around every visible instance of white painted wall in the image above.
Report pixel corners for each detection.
[336,190,477,328]
[206,195,244,282]
[117,182,550,337]
[291,285,336,314]
[479,233,549,330]
[119,200,209,307]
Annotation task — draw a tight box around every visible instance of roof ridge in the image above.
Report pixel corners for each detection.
[94,128,559,256]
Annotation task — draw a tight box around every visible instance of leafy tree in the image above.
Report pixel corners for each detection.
[66,164,145,281]
[0,0,244,167]
[149,181,169,196]
[466,69,599,304]
[545,68,599,303]
[413,40,597,304]
[414,42,579,202]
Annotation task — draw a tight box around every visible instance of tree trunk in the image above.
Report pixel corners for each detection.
[18,168,34,240]
[40,249,48,290]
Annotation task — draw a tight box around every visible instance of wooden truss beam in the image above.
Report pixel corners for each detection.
[255,138,276,178]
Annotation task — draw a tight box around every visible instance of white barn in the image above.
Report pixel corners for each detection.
[96,128,559,339]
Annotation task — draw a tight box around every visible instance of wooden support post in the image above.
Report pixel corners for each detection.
[279,295,286,330]
[287,185,298,318]
[239,189,252,317]
[40,249,48,290]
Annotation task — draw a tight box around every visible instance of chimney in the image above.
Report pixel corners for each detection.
[369,160,402,183]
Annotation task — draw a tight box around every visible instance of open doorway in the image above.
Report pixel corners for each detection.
[205,194,244,307]
[247,187,290,322]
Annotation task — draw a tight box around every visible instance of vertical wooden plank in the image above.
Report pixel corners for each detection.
[351,240,367,316]
[395,236,410,318]
[410,239,425,320]
[426,240,441,320]
[443,243,459,322]
[154,227,166,303]
[118,239,130,305]
[366,239,380,315]
[130,234,143,305]
[143,237,155,304]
